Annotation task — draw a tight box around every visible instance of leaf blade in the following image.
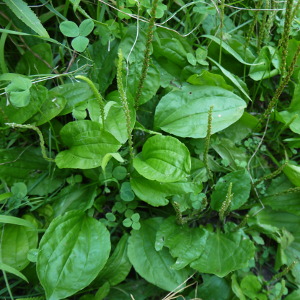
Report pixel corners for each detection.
[37,210,111,300]
[4,0,49,38]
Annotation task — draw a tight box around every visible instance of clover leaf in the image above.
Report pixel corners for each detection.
[59,19,94,52]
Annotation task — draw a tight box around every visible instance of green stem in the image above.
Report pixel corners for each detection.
[117,50,134,162]
[134,0,159,108]
[5,123,54,162]
[75,75,105,125]
[280,0,295,77]
[203,106,213,179]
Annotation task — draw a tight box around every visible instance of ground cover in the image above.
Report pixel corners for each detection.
[1,0,300,299]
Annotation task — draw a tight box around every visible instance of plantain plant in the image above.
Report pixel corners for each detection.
[1,0,300,299]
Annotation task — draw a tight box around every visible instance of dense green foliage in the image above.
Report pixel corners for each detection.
[1,0,300,299]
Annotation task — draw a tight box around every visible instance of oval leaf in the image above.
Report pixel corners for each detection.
[133,135,191,182]
[131,173,199,206]
[0,224,38,271]
[55,120,121,169]
[79,19,94,36]
[94,234,131,287]
[211,169,251,211]
[72,36,89,52]
[155,216,209,269]
[128,218,190,291]
[154,85,246,138]
[190,230,255,277]
[59,21,79,37]
[37,210,111,300]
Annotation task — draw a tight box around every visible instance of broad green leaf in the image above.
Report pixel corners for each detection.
[59,21,79,37]
[105,279,162,300]
[222,112,260,143]
[248,207,300,238]
[153,38,188,68]
[54,82,94,115]
[0,223,38,271]
[89,40,119,93]
[94,234,131,286]
[79,19,94,36]
[16,43,53,75]
[240,275,266,300]
[119,25,147,64]
[55,120,121,169]
[155,216,208,269]
[154,85,246,138]
[128,218,191,291]
[133,135,191,182]
[52,184,97,217]
[126,62,161,105]
[28,90,66,125]
[0,85,47,124]
[4,0,49,38]
[88,100,135,144]
[211,169,251,211]
[5,77,32,107]
[196,275,231,300]
[211,137,248,169]
[187,70,233,91]
[190,229,255,277]
[249,207,300,284]
[283,164,300,186]
[263,175,300,216]
[0,148,48,185]
[131,173,199,206]
[72,36,89,52]
[37,210,111,300]
[0,262,28,282]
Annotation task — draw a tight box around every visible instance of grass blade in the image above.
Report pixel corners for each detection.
[3,0,49,38]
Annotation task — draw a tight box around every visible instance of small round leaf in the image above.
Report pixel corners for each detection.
[112,166,128,180]
[60,21,79,37]
[132,222,141,230]
[123,218,132,227]
[131,213,140,222]
[120,182,135,202]
[105,213,116,222]
[79,19,94,36]
[71,36,89,52]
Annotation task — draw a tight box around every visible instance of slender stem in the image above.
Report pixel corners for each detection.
[75,75,105,125]
[5,123,54,162]
[117,50,134,162]
[134,0,159,108]
[203,106,213,179]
